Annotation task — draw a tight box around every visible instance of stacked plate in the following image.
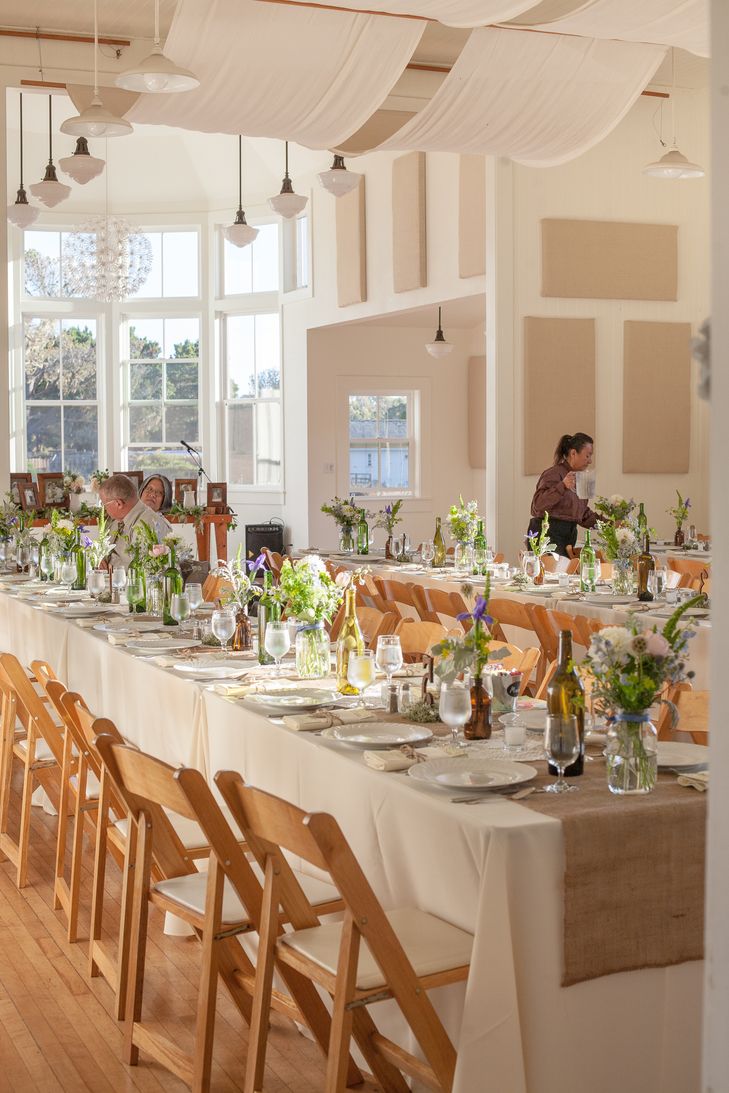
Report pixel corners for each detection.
[125,636,202,655]
[656,742,709,770]
[330,722,433,747]
[408,757,538,793]
[245,688,342,714]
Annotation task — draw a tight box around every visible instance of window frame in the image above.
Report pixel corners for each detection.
[345,390,416,499]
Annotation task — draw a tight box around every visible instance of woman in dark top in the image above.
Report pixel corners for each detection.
[528,432,598,557]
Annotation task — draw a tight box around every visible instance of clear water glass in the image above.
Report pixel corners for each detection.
[186,582,203,613]
[421,541,435,567]
[126,577,145,612]
[439,682,472,749]
[60,559,76,588]
[171,592,191,627]
[391,536,403,560]
[264,620,290,673]
[111,565,127,597]
[454,542,467,572]
[40,551,55,582]
[522,552,540,584]
[375,634,403,687]
[544,715,579,793]
[87,569,106,601]
[648,568,666,600]
[347,650,376,705]
[17,544,31,573]
[212,608,236,655]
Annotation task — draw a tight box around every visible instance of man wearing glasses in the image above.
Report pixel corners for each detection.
[98,473,172,569]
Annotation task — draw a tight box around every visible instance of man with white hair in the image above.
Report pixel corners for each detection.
[98,473,172,569]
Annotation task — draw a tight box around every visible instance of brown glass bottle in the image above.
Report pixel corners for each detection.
[546,631,584,777]
[464,671,491,740]
[637,534,655,602]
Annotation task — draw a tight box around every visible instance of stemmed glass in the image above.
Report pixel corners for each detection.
[126,576,145,614]
[264,620,291,674]
[421,541,435,568]
[111,565,127,602]
[375,634,403,692]
[544,715,579,794]
[87,569,107,602]
[60,557,76,590]
[171,592,191,629]
[186,582,203,616]
[40,550,55,583]
[212,607,236,656]
[522,552,540,585]
[391,536,403,561]
[648,567,666,601]
[439,682,472,749]
[17,544,31,574]
[347,650,376,706]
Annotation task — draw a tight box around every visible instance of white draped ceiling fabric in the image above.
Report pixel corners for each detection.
[127,0,424,149]
[377,27,666,165]
[277,0,534,28]
[528,0,709,59]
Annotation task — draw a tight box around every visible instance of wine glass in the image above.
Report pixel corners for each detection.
[125,575,145,613]
[648,567,666,600]
[522,552,540,585]
[212,607,236,656]
[375,634,403,691]
[544,715,579,794]
[454,542,467,573]
[111,565,127,601]
[186,582,203,615]
[87,569,107,601]
[391,536,403,561]
[421,541,435,568]
[60,557,76,589]
[40,550,55,583]
[264,620,290,674]
[171,592,191,628]
[17,544,31,574]
[439,682,472,749]
[347,650,376,706]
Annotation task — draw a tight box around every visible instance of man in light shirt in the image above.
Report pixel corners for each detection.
[98,473,172,569]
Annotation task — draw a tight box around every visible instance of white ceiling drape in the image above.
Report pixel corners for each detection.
[377,27,666,165]
[526,0,708,59]
[271,0,536,29]
[127,0,424,148]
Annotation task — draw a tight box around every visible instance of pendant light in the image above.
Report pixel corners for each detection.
[268,142,308,219]
[643,50,704,180]
[59,136,105,184]
[116,0,199,92]
[61,0,132,138]
[7,93,39,229]
[223,136,259,249]
[29,96,72,208]
[317,154,361,197]
[425,307,453,359]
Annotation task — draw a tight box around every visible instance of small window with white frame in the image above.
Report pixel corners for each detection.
[221,223,280,296]
[223,312,282,487]
[348,393,415,497]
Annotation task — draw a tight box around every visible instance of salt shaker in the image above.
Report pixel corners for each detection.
[398,682,412,714]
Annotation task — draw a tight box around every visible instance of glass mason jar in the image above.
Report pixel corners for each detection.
[146,575,163,617]
[339,525,355,554]
[606,712,657,794]
[612,557,634,595]
[295,622,331,679]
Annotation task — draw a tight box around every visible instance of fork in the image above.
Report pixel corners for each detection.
[450,786,539,804]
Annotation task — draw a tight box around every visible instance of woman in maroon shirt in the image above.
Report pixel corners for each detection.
[528,432,598,557]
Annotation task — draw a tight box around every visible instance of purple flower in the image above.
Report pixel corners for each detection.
[385,504,392,515]
[457,596,493,626]
[82,534,93,548]
[685,497,691,508]
[247,552,267,573]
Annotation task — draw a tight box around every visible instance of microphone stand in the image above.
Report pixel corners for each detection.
[180,441,210,496]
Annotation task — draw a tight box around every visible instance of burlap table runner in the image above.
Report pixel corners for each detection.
[520,759,706,986]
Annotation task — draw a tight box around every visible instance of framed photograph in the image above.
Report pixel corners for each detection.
[19,482,40,512]
[9,473,32,505]
[174,478,198,505]
[206,482,227,513]
[114,470,144,491]
[37,472,66,508]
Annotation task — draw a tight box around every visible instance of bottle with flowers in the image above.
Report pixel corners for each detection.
[373,499,403,560]
[594,496,641,596]
[432,583,495,739]
[278,556,343,678]
[667,491,691,547]
[214,547,265,651]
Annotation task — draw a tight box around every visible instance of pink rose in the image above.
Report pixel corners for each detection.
[645,632,670,658]
[151,543,168,557]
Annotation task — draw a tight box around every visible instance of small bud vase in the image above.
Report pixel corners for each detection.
[339,526,355,554]
[612,557,634,596]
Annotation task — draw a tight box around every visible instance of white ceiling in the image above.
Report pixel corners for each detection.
[333,294,486,330]
[0,0,178,40]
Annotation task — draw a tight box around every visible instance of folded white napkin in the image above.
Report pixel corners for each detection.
[677,770,708,792]
[211,676,299,698]
[282,707,376,732]
[363,742,466,772]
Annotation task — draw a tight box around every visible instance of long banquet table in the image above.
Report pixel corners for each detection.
[0,587,704,1093]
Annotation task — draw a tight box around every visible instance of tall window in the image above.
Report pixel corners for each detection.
[224,313,281,486]
[23,317,99,474]
[348,394,413,496]
[124,317,200,480]
[222,224,279,295]
[129,230,199,298]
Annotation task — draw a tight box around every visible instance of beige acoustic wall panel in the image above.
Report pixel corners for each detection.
[468,355,486,469]
[541,219,678,301]
[459,155,486,279]
[623,321,691,473]
[392,151,426,293]
[523,317,596,475]
[336,177,366,307]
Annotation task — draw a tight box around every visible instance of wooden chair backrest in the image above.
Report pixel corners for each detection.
[393,619,448,659]
[202,573,231,603]
[674,686,709,742]
[550,609,591,650]
[487,598,532,641]
[373,578,419,620]
[358,608,398,645]
[0,652,65,765]
[29,659,58,690]
[523,604,559,663]
[667,556,711,580]
[487,642,541,688]
[419,587,468,629]
[262,548,283,579]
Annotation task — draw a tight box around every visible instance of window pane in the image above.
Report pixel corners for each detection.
[27,405,62,473]
[256,402,281,485]
[380,443,409,489]
[165,403,198,443]
[61,231,96,298]
[227,315,255,398]
[128,447,193,481]
[350,446,376,492]
[166,360,198,400]
[130,404,163,443]
[296,216,309,289]
[223,237,253,295]
[349,396,377,439]
[227,403,254,485]
[24,231,60,296]
[165,316,199,359]
[129,320,163,359]
[63,405,98,476]
[254,313,280,396]
[25,318,60,400]
[252,224,280,292]
[162,232,198,297]
[129,232,162,298]
[379,396,408,439]
[61,320,97,400]
[130,361,163,401]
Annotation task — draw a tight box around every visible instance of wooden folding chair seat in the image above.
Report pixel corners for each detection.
[487,598,533,643]
[373,578,420,620]
[0,653,64,888]
[95,737,351,1092]
[394,619,448,661]
[214,773,473,1093]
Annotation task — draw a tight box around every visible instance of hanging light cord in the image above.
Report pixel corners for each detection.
[19,92,24,186]
[93,0,99,96]
[48,94,53,164]
[238,134,243,212]
[285,140,290,180]
[154,0,161,49]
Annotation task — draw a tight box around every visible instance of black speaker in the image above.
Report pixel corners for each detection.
[245,522,284,560]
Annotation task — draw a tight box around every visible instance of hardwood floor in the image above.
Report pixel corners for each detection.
[0,777,380,1092]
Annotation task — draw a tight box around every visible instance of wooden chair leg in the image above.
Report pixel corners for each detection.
[244,860,280,1093]
[124,818,152,1066]
[0,711,14,864]
[88,814,109,979]
[16,753,35,889]
[54,732,74,911]
[325,913,360,1093]
[192,857,225,1093]
[116,821,137,1021]
[66,779,88,943]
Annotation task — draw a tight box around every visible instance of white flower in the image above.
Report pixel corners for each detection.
[57,519,74,531]
[616,527,634,545]
[600,626,634,661]
[609,494,625,506]
[298,554,325,575]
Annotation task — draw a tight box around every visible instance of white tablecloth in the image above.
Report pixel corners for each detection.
[0,588,704,1093]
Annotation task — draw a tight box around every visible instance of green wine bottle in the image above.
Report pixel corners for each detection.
[546,630,585,777]
[356,509,369,555]
[473,518,487,575]
[72,529,86,591]
[433,517,446,568]
[637,502,648,536]
[258,570,276,665]
[637,534,655,602]
[579,529,597,593]
[162,546,183,625]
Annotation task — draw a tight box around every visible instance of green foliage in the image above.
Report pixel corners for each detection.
[278,556,342,624]
[526,511,557,558]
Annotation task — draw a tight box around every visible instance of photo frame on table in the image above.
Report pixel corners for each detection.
[19,482,40,512]
[9,473,32,505]
[174,478,198,504]
[114,470,144,491]
[37,472,66,508]
[206,482,227,513]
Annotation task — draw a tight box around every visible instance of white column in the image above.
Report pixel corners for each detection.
[0,88,9,488]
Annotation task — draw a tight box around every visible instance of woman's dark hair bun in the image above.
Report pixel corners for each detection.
[553,431,593,463]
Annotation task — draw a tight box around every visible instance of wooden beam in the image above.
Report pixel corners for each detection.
[20,80,67,89]
[0,27,130,47]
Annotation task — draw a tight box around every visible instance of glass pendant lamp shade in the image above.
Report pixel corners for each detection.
[59,137,105,184]
[268,141,308,219]
[7,93,39,229]
[116,1,199,92]
[317,154,361,197]
[224,135,259,249]
[30,96,72,208]
[61,0,132,138]
[425,307,454,358]
[642,147,704,179]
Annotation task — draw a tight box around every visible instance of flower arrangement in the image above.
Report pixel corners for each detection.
[89,468,110,494]
[446,496,479,544]
[373,500,403,535]
[526,512,557,558]
[130,522,192,575]
[84,509,115,570]
[334,565,371,591]
[214,546,265,610]
[432,584,494,683]
[278,555,342,624]
[595,517,641,562]
[667,490,691,529]
[63,471,85,495]
[321,496,360,530]
[45,510,77,557]
[594,495,635,524]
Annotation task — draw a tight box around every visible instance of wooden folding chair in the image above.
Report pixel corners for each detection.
[417,587,469,630]
[487,598,533,644]
[486,643,541,696]
[202,573,231,603]
[262,548,283,580]
[523,604,559,684]
[667,556,711,584]
[550,610,592,653]
[394,619,448,661]
[535,660,557,700]
[673,685,709,743]
[373,578,420,620]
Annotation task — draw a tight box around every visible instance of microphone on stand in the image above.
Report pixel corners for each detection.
[179,439,210,484]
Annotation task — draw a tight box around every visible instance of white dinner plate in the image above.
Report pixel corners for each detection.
[44,587,91,600]
[93,619,167,633]
[517,587,555,597]
[650,607,710,619]
[408,757,538,792]
[332,721,433,747]
[245,688,342,712]
[173,663,248,680]
[55,603,113,617]
[125,637,202,653]
[657,741,709,769]
[507,709,547,733]
[583,593,636,605]
[0,573,33,583]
